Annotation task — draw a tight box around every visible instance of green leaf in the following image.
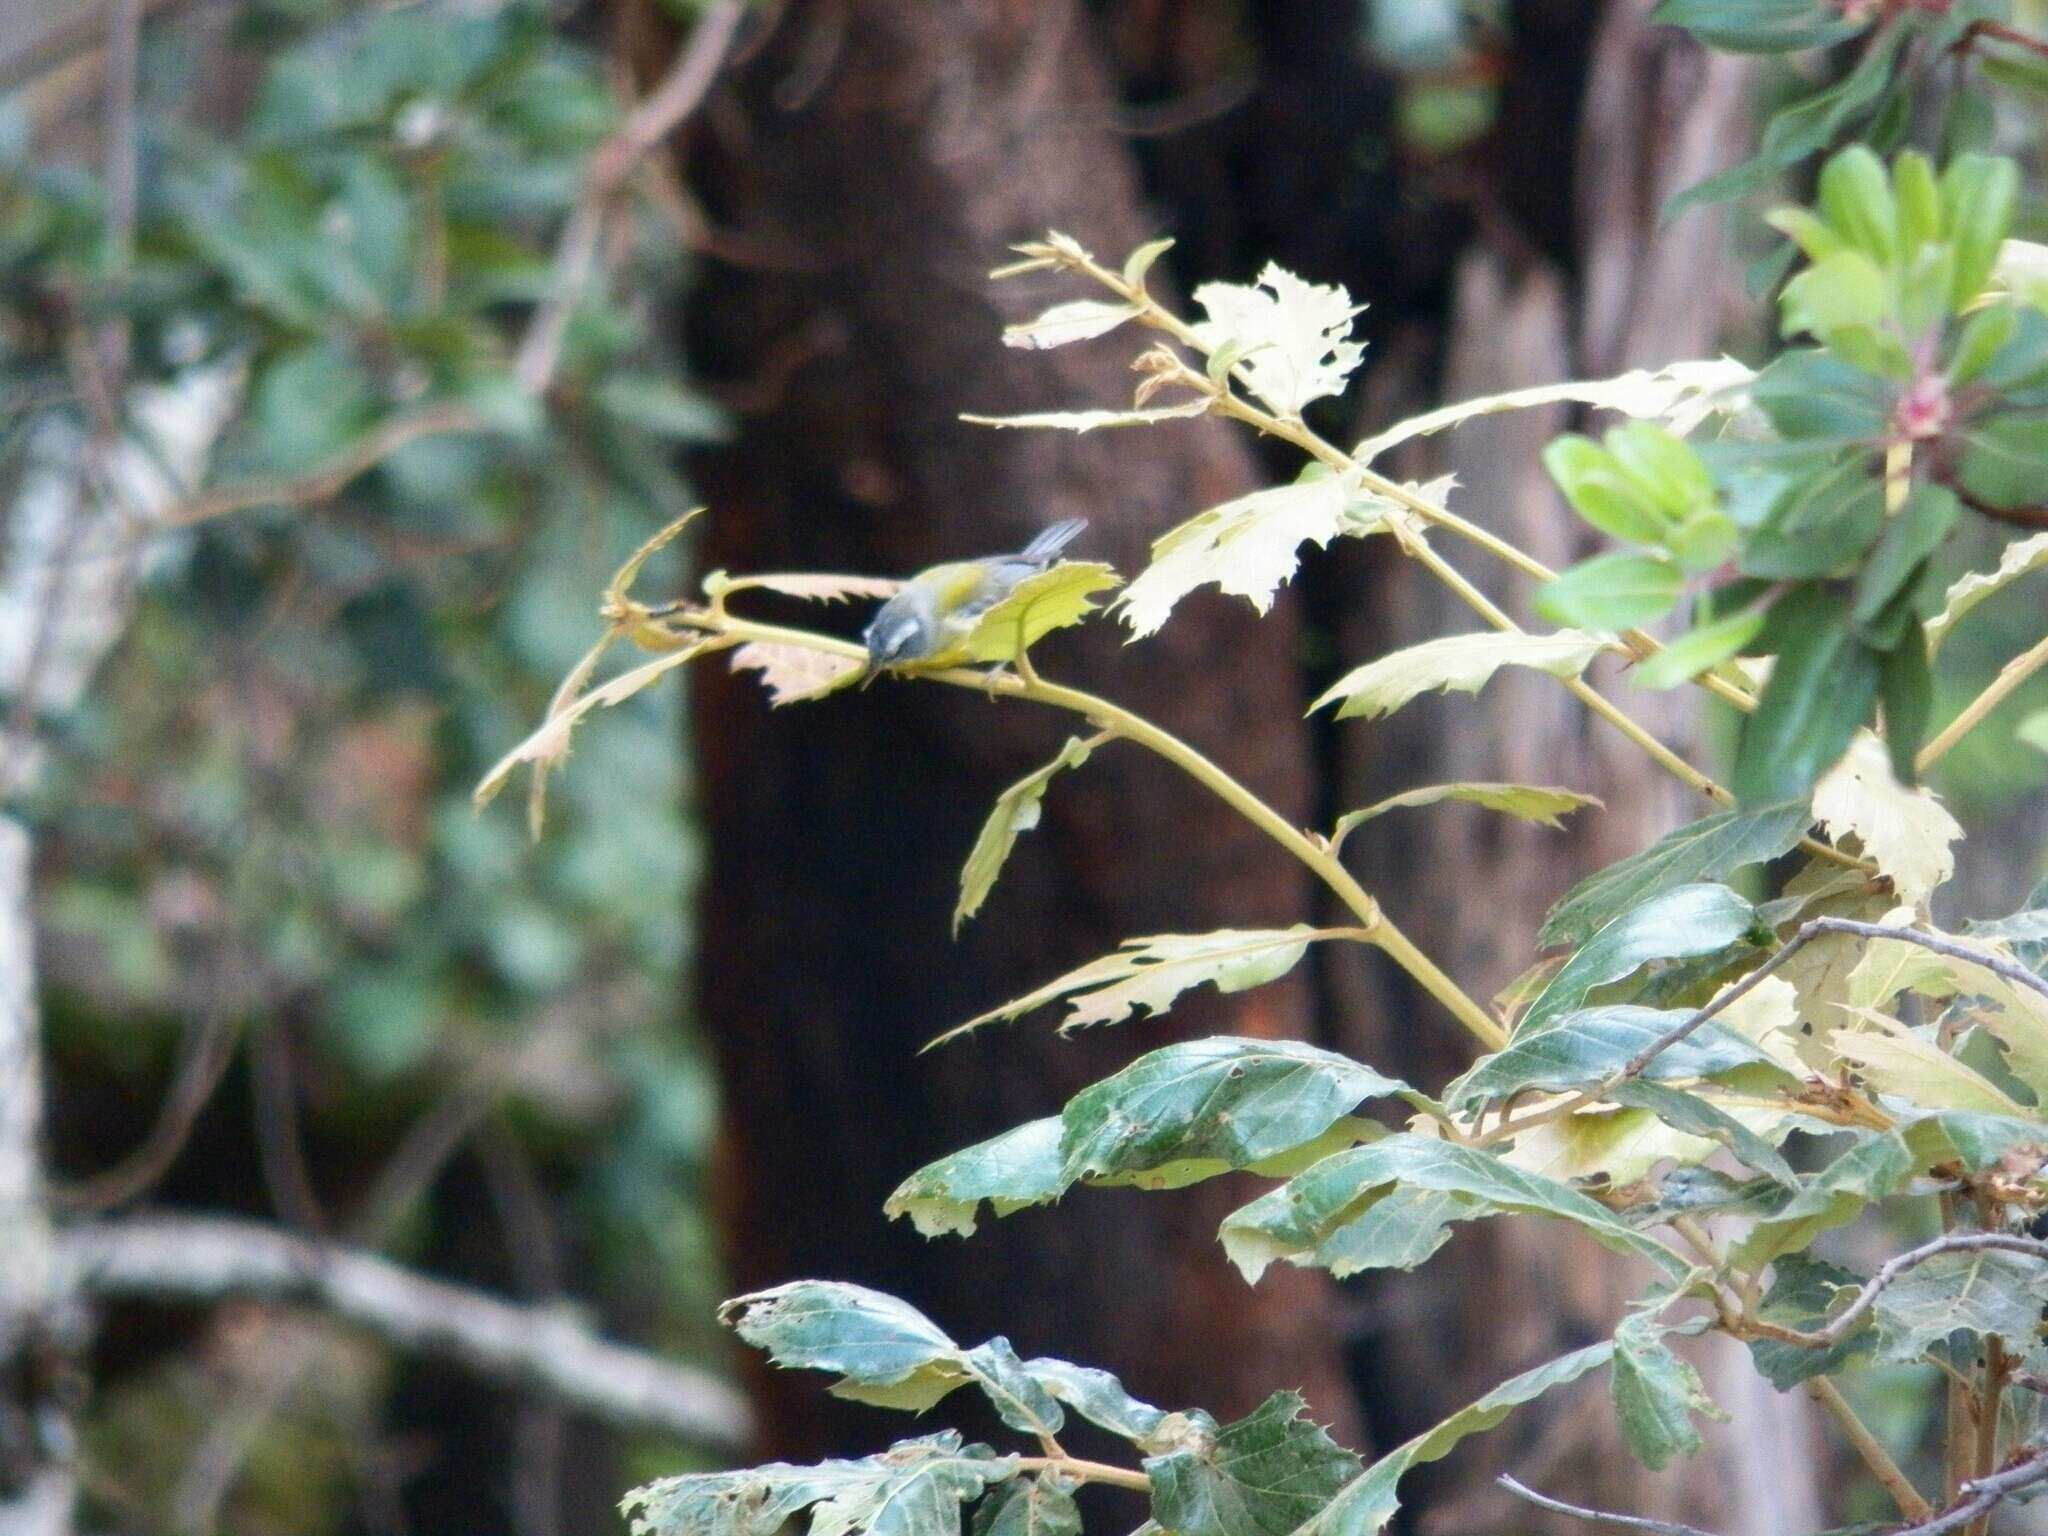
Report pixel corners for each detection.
[1733,1131,1914,1268]
[1143,1393,1362,1536]
[1311,631,1608,720]
[1943,154,2020,309]
[1927,532,2048,650]
[1447,1006,1779,1110]
[1950,304,2019,385]
[1540,802,1812,949]
[1219,1133,1688,1285]
[1741,460,1885,579]
[1747,350,1894,440]
[955,737,1098,934]
[1610,1317,1721,1470]
[1606,1080,1799,1186]
[1117,474,1366,639]
[1816,147,1897,263]
[1123,236,1176,287]
[1780,250,1888,340]
[624,1433,1016,1536]
[1872,1247,2048,1363]
[1915,1111,2048,1173]
[956,563,1123,666]
[1022,1360,1167,1445]
[885,1119,1065,1238]
[974,1476,1080,1536]
[1543,436,1670,544]
[1535,553,1687,630]
[1734,587,1880,805]
[1633,605,1768,690]
[1957,413,2048,513]
[1059,1036,1407,1184]
[1852,484,1960,630]
[2023,710,2048,755]
[1745,1256,1875,1388]
[596,374,728,441]
[1651,0,1868,53]
[934,927,1332,1044]
[1329,782,1600,848]
[1523,882,1760,1033]
[1878,631,1933,783]
[1290,1344,1616,1536]
[1191,263,1366,417]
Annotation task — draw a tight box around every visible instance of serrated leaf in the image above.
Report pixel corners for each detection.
[885,1119,1065,1238]
[1813,732,1961,907]
[1828,1016,2030,1116]
[1143,1393,1362,1536]
[1746,1255,1875,1388]
[1289,1343,1616,1536]
[1311,631,1607,721]
[1732,1131,1914,1269]
[1351,358,1752,464]
[935,927,1331,1045]
[955,737,1098,934]
[1219,1133,1687,1285]
[974,1476,1080,1536]
[1927,531,2048,651]
[730,641,867,705]
[961,400,1212,434]
[1915,1111,2048,1172]
[1191,263,1365,417]
[1023,1360,1167,1445]
[1003,300,1144,350]
[1446,1006,1779,1110]
[1871,1248,2048,1362]
[1610,1317,1721,1470]
[1539,802,1813,949]
[1117,475,1365,639]
[714,572,904,603]
[1842,933,2048,1103]
[624,1435,1018,1536]
[1058,1036,1408,1184]
[1522,882,1761,1034]
[953,563,1121,666]
[1328,782,1599,848]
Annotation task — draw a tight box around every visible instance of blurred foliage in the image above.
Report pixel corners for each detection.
[2,0,727,1526]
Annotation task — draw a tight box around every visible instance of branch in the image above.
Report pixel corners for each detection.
[1889,1449,2048,1536]
[1495,1476,1718,1536]
[1806,1375,1937,1522]
[1753,1233,2048,1352]
[58,1214,753,1450]
[1917,630,2048,774]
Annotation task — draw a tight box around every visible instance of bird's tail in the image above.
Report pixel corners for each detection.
[1020,517,1088,567]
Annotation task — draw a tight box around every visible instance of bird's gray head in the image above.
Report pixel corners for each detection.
[863,590,935,667]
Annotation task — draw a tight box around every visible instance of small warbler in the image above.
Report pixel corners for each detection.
[861,518,1088,674]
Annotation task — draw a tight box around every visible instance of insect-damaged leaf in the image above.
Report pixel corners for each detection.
[955,737,1100,934]
[1310,631,1608,722]
[730,641,866,706]
[1609,1317,1723,1470]
[972,1475,1080,1536]
[1142,1392,1361,1536]
[1812,733,1961,908]
[1539,801,1812,949]
[1445,1006,1781,1112]
[623,1433,1016,1536]
[1732,1131,1915,1269]
[1871,1247,2048,1362]
[1927,530,2048,650]
[1328,782,1600,848]
[1191,263,1366,417]
[1745,1255,1876,1388]
[1219,1133,1687,1285]
[1289,1343,1616,1536]
[933,927,1335,1045]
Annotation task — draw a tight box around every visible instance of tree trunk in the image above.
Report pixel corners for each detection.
[678,0,1359,1458]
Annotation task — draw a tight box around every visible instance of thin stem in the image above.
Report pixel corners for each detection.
[1968,1339,2009,1536]
[1495,1475,1717,1536]
[1917,631,2048,773]
[1805,1375,1936,1522]
[1013,1456,1150,1493]
[664,610,1508,1049]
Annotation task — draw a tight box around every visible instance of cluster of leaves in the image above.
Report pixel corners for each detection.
[5,0,729,1518]
[469,11,2048,1536]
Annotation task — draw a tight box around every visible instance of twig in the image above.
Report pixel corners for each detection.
[1749,1233,2048,1352]
[514,0,745,394]
[1917,631,2048,774]
[1806,1375,1936,1521]
[57,1214,751,1448]
[1012,1455,1150,1493]
[1495,1475,1718,1536]
[1955,18,2048,62]
[1889,1449,2048,1536]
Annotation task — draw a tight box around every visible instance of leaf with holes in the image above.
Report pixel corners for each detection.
[1871,1248,2048,1363]
[1191,263,1366,416]
[1813,733,1961,907]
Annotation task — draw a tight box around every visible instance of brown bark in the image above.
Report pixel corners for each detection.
[677,0,1358,1458]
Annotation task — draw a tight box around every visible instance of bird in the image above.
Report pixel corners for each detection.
[861,518,1088,675]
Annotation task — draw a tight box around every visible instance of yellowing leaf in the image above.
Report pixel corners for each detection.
[1813,732,1961,908]
[931,927,1341,1047]
[961,399,1211,434]
[708,571,902,603]
[954,737,1099,934]
[1310,631,1608,721]
[1827,1013,2031,1116]
[1116,476,1368,639]
[604,508,701,611]
[1714,976,1819,1076]
[1192,264,1366,417]
[1926,531,2048,651]
[1350,358,1753,465]
[1002,299,1143,350]
[1499,1104,1713,1185]
[953,561,1121,665]
[1843,928,2048,1101]
[1329,782,1601,849]
[730,641,865,706]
